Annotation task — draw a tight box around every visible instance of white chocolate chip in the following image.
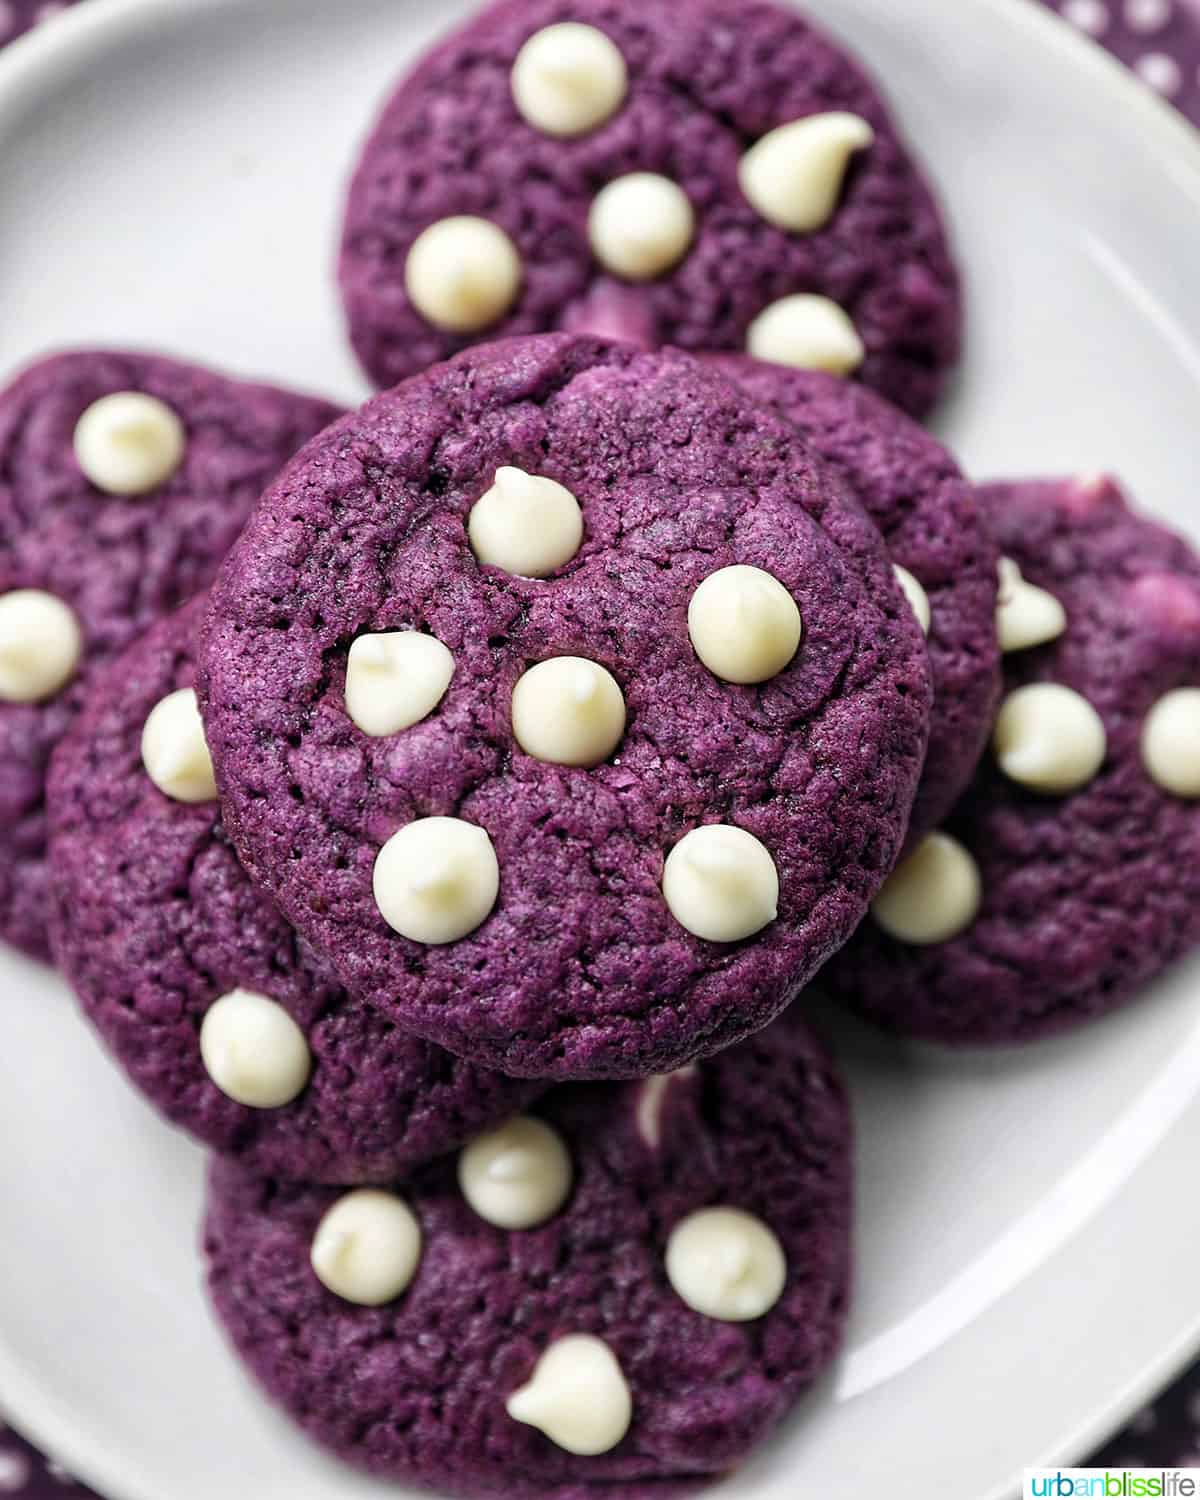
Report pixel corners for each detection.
[665,1206,786,1322]
[73,392,185,496]
[0,589,82,703]
[405,216,522,333]
[511,657,625,767]
[893,565,931,637]
[872,832,981,946]
[588,173,695,281]
[993,683,1106,794]
[662,824,779,943]
[141,688,217,804]
[468,466,584,578]
[996,557,1067,653]
[687,564,802,685]
[199,988,311,1109]
[458,1116,572,1229]
[373,816,499,944]
[511,22,627,138]
[739,112,874,233]
[345,631,454,738]
[1142,689,1200,798]
[746,294,865,376]
[635,1065,698,1149]
[506,1335,632,1455]
[310,1190,422,1306]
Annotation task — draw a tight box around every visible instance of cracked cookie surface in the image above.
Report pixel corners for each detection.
[0,351,339,961]
[47,597,541,1182]
[824,475,1200,1043]
[339,0,961,418]
[204,1015,853,1495]
[708,357,1000,843]
[198,335,931,1080]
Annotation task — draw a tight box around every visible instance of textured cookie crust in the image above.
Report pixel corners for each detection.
[0,351,339,961]
[47,598,540,1184]
[825,475,1200,1043]
[707,357,1000,841]
[340,0,961,418]
[198,335,931,1080]
[204,1016,853,1496]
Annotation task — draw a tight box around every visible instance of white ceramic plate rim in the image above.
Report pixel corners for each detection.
[2,1,1200,1496]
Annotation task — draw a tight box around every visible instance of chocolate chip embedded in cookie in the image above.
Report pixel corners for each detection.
[708,357,1001,843]
[824,474,1200,1043]
[47,597,541,1183]
[0,350,339,961]
[198,334,932,1080]
[339,0,962,418]
[203,1015,853,1493]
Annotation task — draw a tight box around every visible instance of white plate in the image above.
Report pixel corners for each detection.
[1,0,1199,1496]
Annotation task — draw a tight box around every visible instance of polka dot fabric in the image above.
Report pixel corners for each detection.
[5,0,1200,1492]
[1051,0,1200,117]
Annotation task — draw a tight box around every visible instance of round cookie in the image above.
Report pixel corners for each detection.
[339,0,961,419]
[204,1015,852,1494]
[823,474,1200,1044]
[0,351,340,962]
[707,357,1001,841]
[198,334,932,1081]
[46,598,541,1184]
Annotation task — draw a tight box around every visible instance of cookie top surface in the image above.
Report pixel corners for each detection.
[204,1015,852,1496]
[824,474,1200,1043]
[46,597,540,1184]
[339,0,961,419]
[0,350,340,961]
[707,356,1001,841]
[198,335,932,1080]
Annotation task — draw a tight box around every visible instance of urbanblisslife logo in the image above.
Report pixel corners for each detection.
[1025,1471,1200,1497]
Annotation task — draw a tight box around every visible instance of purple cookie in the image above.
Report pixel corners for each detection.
[204,1015,852,1496]
[707,357,1001,841]
[198,334,932,1080]
[339,0,961,419]
[46,597,540,1184]
[824,475,1200,1044]
[0,351,340,962]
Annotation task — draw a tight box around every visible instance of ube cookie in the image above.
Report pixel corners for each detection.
[46,597,541,1184]
[824,474,1200,1044]
[198,334,932,1080]
[0,351,340,962]
[708,357,1001,841]
[339,0,961,419]
[204,1015,852,1495]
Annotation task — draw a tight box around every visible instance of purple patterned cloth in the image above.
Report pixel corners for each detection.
[2,0,1200,1490]
[1048,0,1200,117]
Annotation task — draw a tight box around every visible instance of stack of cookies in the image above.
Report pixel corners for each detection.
[2,0,1198,1493]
